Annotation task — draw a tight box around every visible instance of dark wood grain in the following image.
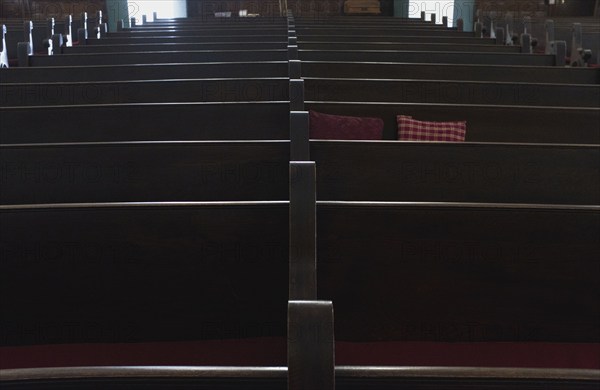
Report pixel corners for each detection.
[301,61,600,84]
[304,78,600,107]
[24,50,288,67]
[0,141,290,204]
[0,78,289,106]
[300,50,556,66]
[0,62,289,83]
[306,102,600,143]
[0,102,289,143]
[311,141,600,205]
[317,202,600,343]
[0,366,598,389]
[289,162,316,300]
[0,202,289,346]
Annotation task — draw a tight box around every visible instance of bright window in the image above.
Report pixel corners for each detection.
[408,0,456,26]
[128,0,187,22]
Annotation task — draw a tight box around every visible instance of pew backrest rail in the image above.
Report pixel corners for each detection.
[0,61,289,83]
[0,78,290,106]
[2,366,596,390]
[302,77,600,108]
[61,42,287,54]
[1,140,597,206]
[0,201,290,345]
[298,42,522,53]
[299,50,558,66]
[0,102,291,143]
[306,101,600,144]
[299,61,600,84]
[311,140,600,205]
[84,35,288,44]
[21,49,289,67]
[317,201,600,343]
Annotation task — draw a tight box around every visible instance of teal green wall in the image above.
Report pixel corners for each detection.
[454,0,475,31]
[394,0,410,17]
[106,0,129,30]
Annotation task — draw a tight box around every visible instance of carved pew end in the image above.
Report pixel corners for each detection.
[0,24,8,68]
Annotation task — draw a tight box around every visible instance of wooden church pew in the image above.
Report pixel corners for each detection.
[108,28,288,37]
[296,27,465,36]
[0,102,290,143]
[300,61,600,84]
[2,100,597,144]
[299,35,496,44]
[1,366,598,390]
[61,41,287,54]
[0,202,289,346]
[7,77,597,108]
[311,141,600,205]
[306,102,600,144]
[298,41,522,53]
[0,62,289,83]
[299,50,557,66]
[1,141,597,206]
[84,35,288,44]
[19,49,288,67]
[303,78,600,108]
[316,201,600,342]
[0,78,289,106]
[0,141,290,204]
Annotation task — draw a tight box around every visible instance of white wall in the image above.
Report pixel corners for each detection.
[128,0,187,21]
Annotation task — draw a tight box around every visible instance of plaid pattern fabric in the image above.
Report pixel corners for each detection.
[397,115,467,142]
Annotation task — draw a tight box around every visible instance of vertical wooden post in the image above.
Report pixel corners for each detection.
[288,301,335,390]
[290,79,304,111]
[289,59,301,79]
[289,161,316,299]
[290,112,309,162]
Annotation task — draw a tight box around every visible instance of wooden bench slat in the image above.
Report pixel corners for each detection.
[1,141,597,206]
[1,366,597,390]
[317,202,600,343]
[1,78,289,106]
[0,141,289,204]
[0,202,289,345]
[0,102,290,143]
[300,50,556,66]
[304,78,599,108]
[301,61,600,84]
[0,62,289,83]
[306,102,600,143]
[25,50,288,67]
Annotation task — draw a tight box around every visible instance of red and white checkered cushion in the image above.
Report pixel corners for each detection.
[397,115,467,142]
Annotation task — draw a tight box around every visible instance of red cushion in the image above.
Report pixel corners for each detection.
[397,115,466,142]
[309,110,384,140]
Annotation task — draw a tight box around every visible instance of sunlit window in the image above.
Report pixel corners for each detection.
[408,0,458,27]
[128,0,187,22]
